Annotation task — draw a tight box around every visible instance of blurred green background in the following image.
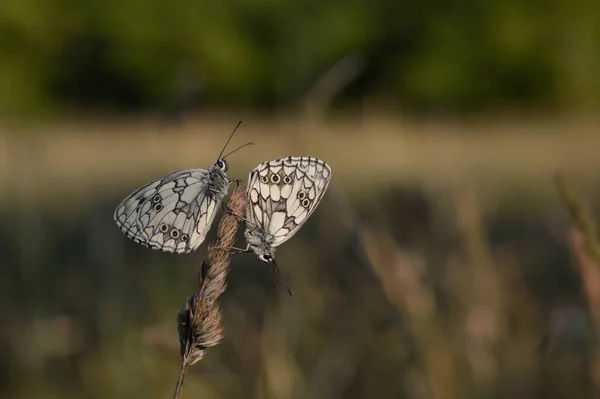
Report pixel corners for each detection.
[2,0,600,398]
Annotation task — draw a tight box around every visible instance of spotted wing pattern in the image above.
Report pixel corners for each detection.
[246,156,331,248]
[114,168,222,253]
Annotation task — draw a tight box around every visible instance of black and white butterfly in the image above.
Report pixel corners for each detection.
[114,122,251,254]
[232,157,331,293]
[244,156,332,261]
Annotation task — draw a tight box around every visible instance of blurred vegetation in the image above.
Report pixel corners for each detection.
[3,0,600,397]
[3,120,600,398]
[2,0,600,117]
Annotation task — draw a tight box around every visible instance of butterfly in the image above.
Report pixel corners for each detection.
[113,121,252,254]
[234,157,331,293]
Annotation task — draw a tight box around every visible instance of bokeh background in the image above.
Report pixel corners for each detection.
[2,0,600,398]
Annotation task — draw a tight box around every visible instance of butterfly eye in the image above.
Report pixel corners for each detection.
[153,203,163,211]
[159,224,169,233]
[263,254,272,261]
[170,229,180,239]
[181,234,189,242]
[270,174,281,184]
[216,159,228,171]
[283,175,292,184]
[301,198,311,207]
[260,175,269,184]
[297,191,306,200]
[152,194,162,203]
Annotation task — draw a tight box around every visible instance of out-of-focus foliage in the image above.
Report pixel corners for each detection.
[3,0,600,395]
[1,0,600,117]
[3,121,600,398]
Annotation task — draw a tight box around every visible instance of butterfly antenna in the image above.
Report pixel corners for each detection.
[222,142,254,159]
[218,120,243,160]
[272,259,292,296]
[271,261,276,288]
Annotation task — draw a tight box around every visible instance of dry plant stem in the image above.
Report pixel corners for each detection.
[173,363,188,399]
[328,187,462,399]
[554,174,600,329]
[554,174,600,398]
[452,188,502,397]
[554,173,600,268]
[173,184,248,399]
[302,53,365,121]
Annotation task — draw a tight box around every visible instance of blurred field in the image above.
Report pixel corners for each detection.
[3,0,600,395]
[2,115,600,399]
[4,114,600,203]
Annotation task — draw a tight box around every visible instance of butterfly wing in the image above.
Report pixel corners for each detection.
[114,168,222,253]
[246,156,331,248]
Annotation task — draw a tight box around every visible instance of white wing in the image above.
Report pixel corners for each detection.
[114,168,221,253]
[246,156,331,248]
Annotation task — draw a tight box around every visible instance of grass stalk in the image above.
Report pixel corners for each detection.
[172,184,247,399]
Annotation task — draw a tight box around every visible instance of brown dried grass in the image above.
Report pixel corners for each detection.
[173,184,248,399]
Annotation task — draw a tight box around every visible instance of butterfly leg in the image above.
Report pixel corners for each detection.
[221,203,253,224]
[229,177,243,188]
[211,244,252,255]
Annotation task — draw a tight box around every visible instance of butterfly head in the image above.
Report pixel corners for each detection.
[214,158,229,172]
[251,241,275,263]
[259,253,273,263]
[245,227,276,262]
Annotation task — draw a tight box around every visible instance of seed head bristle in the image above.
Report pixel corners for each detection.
[173,184,248,399]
